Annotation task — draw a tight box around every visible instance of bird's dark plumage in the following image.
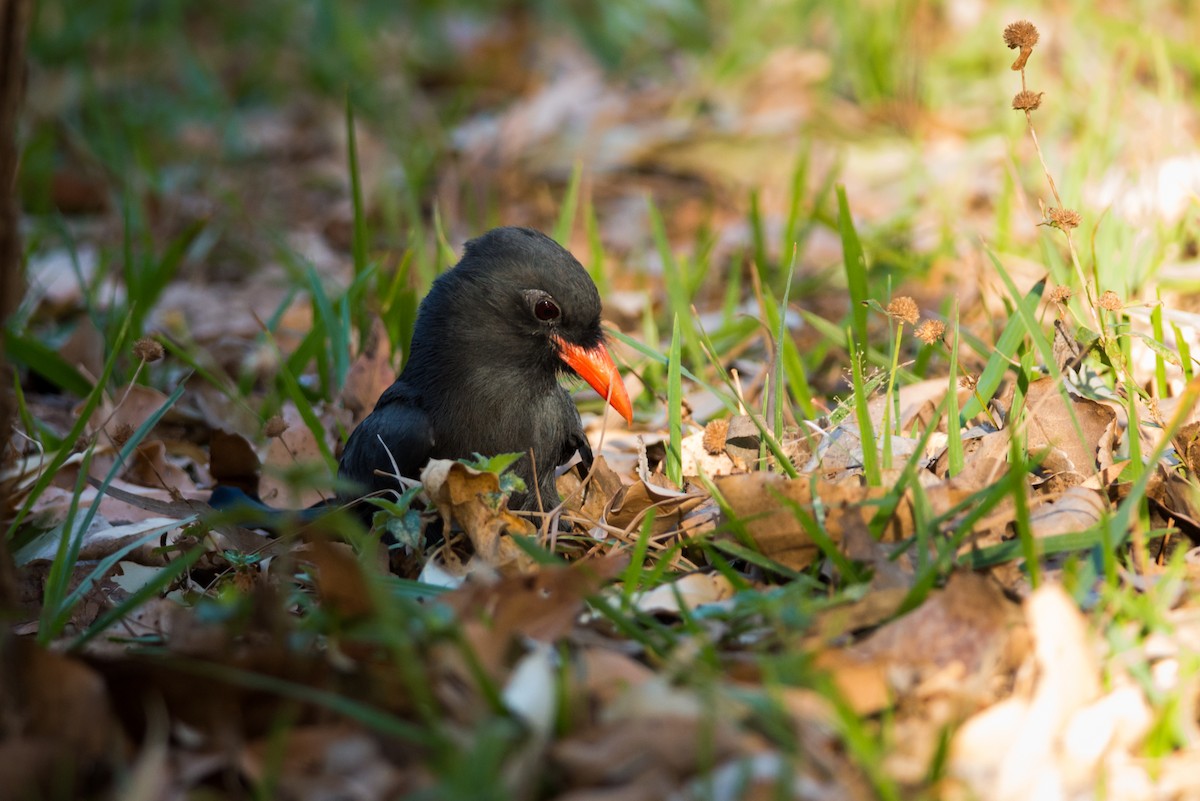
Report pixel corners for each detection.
[337,227,631,516]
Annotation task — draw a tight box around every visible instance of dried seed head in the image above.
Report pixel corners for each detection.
[264,415,289,438]
[1099,290,1122,311]
[1003,20,1040,50]
[1004,20,1040,70]
[1046,207,1081,230]
[1012,90,1044,111]
[112,422,136,447]
[133,337,165,363]
[702,418,729,454]
[959,374,979,391]
[886,296,920,326]
[1048,285,1073,305]
[915,320,946,344]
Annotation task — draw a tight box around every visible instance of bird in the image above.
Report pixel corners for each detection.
[335,226,632,518]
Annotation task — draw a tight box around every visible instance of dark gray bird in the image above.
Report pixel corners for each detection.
[336,227,632,515]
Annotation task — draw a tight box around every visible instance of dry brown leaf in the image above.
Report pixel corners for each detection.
[552,715,745,787]
[431,557,628,717]
[240,724,406,800]
[16,514,189,567]
[0,640,124,799]
[605,480,706,537]
[302,540,378,621]
[936,429,1010,487]
[1023,377,1117,475]
[555,454,625,522]
[714,473,949,570]
[1173,420,1200,475]
[258,403,340,508]
[59,315,106,379]
[1027,486,1108,539]
[443,554,628,645]
[948,584,1124,801]
[24,467,211,528]
[421,458,536,570]
[208,428,262,493]
[86,384,172,445]
[125,439,199,493]
[1152,471,1200,541]
[866,376,954,432]
[632,572,735,616]
[815,572,1026,715]
[339,317,397,425]
[570,647,656,711]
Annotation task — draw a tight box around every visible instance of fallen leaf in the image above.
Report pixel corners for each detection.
[631,572,735,616]
[949,583,1108,801]
[1023,377,1117,475]
[815,572,1026,715]
[339,317,397,425]
[421,458,536,570]
[1028,486,1108,539]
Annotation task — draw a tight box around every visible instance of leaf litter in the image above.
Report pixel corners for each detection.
[7,8,1200,801]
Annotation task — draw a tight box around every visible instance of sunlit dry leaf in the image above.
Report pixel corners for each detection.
[421,458,535,570]
[679,427,737,476]
[866,376,954,432]
[605,479,706,537]
[1023,377,1117,475]
[949,584,1109,801]
[815,572,1026,715]
[555,454,625,522]
[934,428,1009,486]
[631,572,735,616]
[1027,486,1107,539]
[715,473,958,570]
[807,422,920,473]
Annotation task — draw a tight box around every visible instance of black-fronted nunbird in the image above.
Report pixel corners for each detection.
[211,227,632,529]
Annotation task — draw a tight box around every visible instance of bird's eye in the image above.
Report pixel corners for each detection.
[534,298,560,321]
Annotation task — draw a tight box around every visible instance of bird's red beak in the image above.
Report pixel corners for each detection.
[554,336,633,423]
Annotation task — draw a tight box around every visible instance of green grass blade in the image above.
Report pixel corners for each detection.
[6,331,94,396]
[666,315,683,488]
[553,161,584,246]
[945,312,964,476]
[7,316,134,539]
[346,96,369,281]
[958,278,1045,421]
[38,378,187,641]
[849,328,881,485]
[836,186,870,354]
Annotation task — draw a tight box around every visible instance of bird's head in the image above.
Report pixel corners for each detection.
[424,227,633,423]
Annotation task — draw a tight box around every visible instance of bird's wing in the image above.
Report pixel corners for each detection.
[337,384,435,501]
